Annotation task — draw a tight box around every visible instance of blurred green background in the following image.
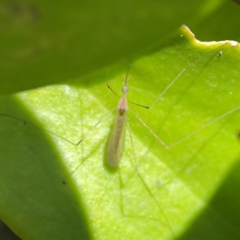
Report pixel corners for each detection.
[1,0,240,94]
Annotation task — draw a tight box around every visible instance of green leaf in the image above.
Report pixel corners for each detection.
[0,26,240,240]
